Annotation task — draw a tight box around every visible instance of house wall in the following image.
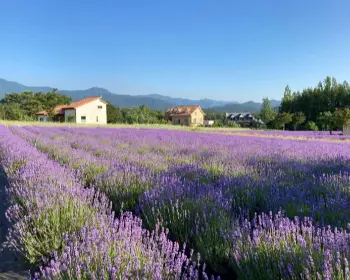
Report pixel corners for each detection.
[64,109,76,122]
[37,115,48,122]
[344,125,350,135]
[190,108,204,125]
[172,116,190,125]
[75,99,107,124]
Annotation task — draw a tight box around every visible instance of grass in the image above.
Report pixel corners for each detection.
[0,120,248,132]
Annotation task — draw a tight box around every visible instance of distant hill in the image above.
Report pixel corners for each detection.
[145,93,230,108]
[0,78,280,112]
[210,99,280,113]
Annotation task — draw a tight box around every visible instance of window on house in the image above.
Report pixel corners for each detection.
[98,105,103,109]
[194,118,197,123]
[96,116,99,122]
[81,116,86,122]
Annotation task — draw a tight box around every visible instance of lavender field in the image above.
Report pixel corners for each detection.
[1,125,350,279]
[223,130,350,141]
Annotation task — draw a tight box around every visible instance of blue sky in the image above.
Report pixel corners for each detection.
[0,0,349,102]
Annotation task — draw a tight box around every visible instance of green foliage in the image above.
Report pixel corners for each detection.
[94,173,151,214]
[142,198,233,274]
[82,164,108,186]
[67,116,75,123]
[1,103,26,120]
[305,121,319,131]
[332,107,350,129]
[0,90,72,121]
[291,112,306,130]
[260,98,277,125]
[280,85,293,113]
[203,110,226,126]
[227,121,241,128]
[21,198,95,264]
[279,77,350,128]
[317,111,334,132]
[273,112,292,130]
[44,89,72,117]
[106,103,167,124]
[106,103,123,123]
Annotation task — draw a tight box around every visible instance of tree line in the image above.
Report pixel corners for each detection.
[2,76,350,130]
[0,90,72,121]
[107,103,166,124]
[259,76,350,132]
[0,90,167,124]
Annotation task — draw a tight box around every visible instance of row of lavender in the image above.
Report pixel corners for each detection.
[225,130,350,140]
[8,125,350,279]
[0,125,212,279]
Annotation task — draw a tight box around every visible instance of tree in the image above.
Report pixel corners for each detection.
[274,112,292,130]
[43,89,72,118]
[260,98,277,126]
[291,112,306,130]
[317,111,334,134]
[332,108,350,130]
[278,77,350,125]
[2,104,25,120]
[0,104,5,120]
[0,90,72,121]
[280,85,293,113]
[305,121,319,131]
[107,103,123,123]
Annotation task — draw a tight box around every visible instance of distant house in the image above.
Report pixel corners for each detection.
[36,96,108,124]
[203,120,214,127]
[165,105,205,126]
[225,112,263,127]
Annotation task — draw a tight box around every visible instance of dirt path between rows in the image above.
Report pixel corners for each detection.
[0,168,29,280]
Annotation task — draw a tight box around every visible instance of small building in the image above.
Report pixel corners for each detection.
[203,120,214,127]
[225,112,263,127]
[344,123,350,135]
[165,105,205,126]
[36,96,108,124]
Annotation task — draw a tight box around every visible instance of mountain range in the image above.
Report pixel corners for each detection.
[0,78,280,112]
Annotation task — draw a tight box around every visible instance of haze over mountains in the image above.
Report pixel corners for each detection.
[0,78,280,112]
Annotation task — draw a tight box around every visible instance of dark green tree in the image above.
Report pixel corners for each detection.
[107,103,123,123]
[291,112,306,130]
[332,108,350,130]
[305,121,319,131]
[0,90,72,121]
[317,111,334,134]
[260,97,277,126]
[274,112,292,130]
[0,104,5,120]
[280,85,293,113]
[279,76,350,127]
[2,104,25,120]
[44,89,72,118]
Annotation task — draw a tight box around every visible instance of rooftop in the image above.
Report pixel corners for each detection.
[36,96,107,115]
[166,105,204,116]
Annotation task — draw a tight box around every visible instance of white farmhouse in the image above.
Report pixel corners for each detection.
[36,96,108,124]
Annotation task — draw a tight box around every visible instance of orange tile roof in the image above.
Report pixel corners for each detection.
[166,105,204,116]
[63,96,108,109]
[36,104,69,115]
[36,96,108,115]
